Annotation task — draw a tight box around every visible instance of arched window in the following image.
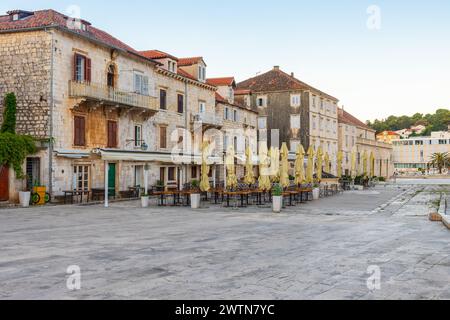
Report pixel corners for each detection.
[107,64,116,88]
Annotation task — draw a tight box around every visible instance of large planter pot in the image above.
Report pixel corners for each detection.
[312,188,320,200]
[272,196,283,213]
[19,191,31,208]
[141,196,149,208]
[190,193,201,209]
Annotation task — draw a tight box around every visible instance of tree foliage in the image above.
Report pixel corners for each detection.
[429,152,450,174]
[367,109,450,135]
[0,92,36,178]
[1,93,17,134]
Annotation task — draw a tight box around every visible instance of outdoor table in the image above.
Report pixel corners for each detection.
[63,190,90,204]
[223,191,250,208]
[210,188,224,204]
[153,191,177,206]
[283,192,295,207]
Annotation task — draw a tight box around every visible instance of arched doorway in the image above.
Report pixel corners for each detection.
[107,64,116,88]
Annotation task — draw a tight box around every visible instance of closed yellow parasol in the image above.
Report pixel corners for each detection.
[306,146,315,184]
[337,151,343,179]
[200,141,211,192]
[244,146,255,185]
[225,145,238,190]
[324,152,330,174]
[269,147,280,183]
[280,143,290,189]
[258,143,272,191]
[294,144,306,185]
[370,151,375,178]
[351,146,357,179]
[362,150,368,178]
[316,146,323,181]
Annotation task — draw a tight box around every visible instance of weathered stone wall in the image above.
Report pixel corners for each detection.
[0,30,52,138]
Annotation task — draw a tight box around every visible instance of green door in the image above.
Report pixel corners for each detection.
[108,163,116,198]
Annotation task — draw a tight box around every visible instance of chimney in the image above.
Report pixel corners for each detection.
[273,66,280,71]
[291,72,295,77]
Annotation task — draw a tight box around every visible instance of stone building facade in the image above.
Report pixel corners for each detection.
[236,66,339,175]
[338,108,394,178]
[0,9,226,202]
[206,77,258,181]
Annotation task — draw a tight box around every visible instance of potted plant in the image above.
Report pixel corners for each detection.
[190,180,201,209]
[272,184,283,213]
[155,180,165,192]
[312,181,320,200]
[141,193,150,208]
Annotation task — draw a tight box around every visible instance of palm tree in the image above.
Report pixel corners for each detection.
[429,152,450,174]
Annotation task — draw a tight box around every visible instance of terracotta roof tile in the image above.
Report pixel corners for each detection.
[237,67,338,101]
[0,9,161,64]
[177,68,196,81]
[178,56,204,66]
[338,109,372,130]
[139,50,179,61]
[206,77,235,87]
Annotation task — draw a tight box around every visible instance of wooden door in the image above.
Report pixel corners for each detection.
[0,165,9,201]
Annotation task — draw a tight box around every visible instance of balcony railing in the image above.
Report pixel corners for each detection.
[191,112,224,127]
[69,81,158,111]
[357,137,392,149]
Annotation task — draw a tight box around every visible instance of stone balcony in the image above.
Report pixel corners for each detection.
[191,112,224,129]
[69,81,159,111]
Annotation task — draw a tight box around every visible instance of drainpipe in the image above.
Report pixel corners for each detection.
[45,28,55,198]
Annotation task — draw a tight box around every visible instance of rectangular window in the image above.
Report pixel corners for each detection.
[74,165,89,192]
[199,102,206,113]
[257,97,266,107]
[290,114,301,130]
[160,89,167,110]
[233,110,238,122]
[291,94,301,107]
[224,107,229,120]
[26,157,41,191]
[107,120,118,148]
[134,125,142,147]
[177,94,184,113]
[258,117,267,130]
[73,116,86,146]
[191,166,198,179]
[159,126,167,149]
[224,135,230,150]
[134,72,149,95]
[168,167,176,181]
[73,53,91,82]
[134,165,143,187]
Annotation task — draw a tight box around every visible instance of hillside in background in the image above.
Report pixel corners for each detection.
[367,109,450,136]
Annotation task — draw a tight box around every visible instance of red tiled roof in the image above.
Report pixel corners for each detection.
[215,92,227,103]
[377,131,400,136]
[139,50,179,61]
[234,89,251,95]
[0,9,160,64]
[339,109,372,130]
[178,57,204,66]
[237,67,338,101]
[206,77,235,87]
[177,68,196,81]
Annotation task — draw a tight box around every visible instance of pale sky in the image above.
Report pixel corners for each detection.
[1,0,449,122]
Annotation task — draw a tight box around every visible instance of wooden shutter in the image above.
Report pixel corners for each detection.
[85,58,91,82]
[73,54,78,81]
[107,121,117,148]
[160,90,166,109]
[143,76,149,95]
[178,94,184,113]
[160,126,167,149]
[74,116,86,146]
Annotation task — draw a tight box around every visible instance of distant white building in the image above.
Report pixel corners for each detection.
[392,131,450,173]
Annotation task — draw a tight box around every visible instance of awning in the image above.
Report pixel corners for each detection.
[55,149,91,159]
[95,149,222,164]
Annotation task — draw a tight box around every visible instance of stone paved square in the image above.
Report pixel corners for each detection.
[0,185,449,300]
